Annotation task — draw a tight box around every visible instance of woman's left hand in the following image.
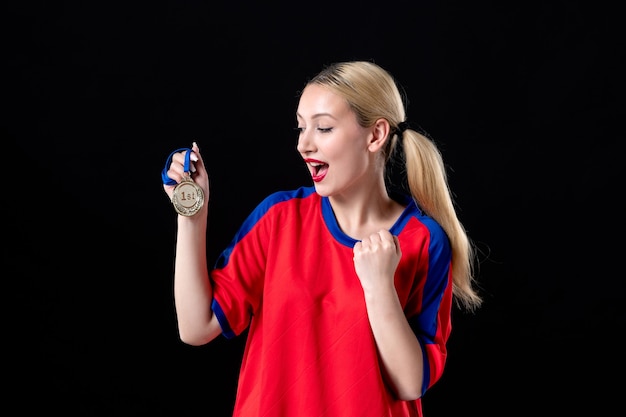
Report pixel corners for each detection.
[353,230,402,292]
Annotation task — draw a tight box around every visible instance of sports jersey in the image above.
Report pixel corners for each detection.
[210,186,453,417]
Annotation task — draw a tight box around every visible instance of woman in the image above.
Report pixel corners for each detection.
[162,60,482,416]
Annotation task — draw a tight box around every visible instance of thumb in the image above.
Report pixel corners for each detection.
[393,234,402,255]
[190,141,204,173]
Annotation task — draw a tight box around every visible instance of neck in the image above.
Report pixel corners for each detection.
[328,181,405,240]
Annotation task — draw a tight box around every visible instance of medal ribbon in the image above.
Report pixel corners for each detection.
[161,147,193,186]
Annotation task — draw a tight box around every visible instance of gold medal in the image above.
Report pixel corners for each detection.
[171,173,204,216]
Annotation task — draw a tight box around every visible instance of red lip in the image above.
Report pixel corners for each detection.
[304,158,328,182]
[312,171,326,182]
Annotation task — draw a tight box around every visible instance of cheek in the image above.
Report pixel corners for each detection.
[325,134,367,157]
[321,131,371,168]
[334,148,371,178]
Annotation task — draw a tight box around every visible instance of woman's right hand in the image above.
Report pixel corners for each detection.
[163,142,209,213]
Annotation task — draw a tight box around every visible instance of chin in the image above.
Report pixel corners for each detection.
[312,183,332,197]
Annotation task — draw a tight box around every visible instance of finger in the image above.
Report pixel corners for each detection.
[377,229,392,240]
[373,230,398,254]
[168,153,194,183]
[189,143,198,172]
[365,231,382,245]
[171,148,198,175]
[170,151,188,170]
[392,234,401,255]
[191,142,201,165]
[190,142,206,174]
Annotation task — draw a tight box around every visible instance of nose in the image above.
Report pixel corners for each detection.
[296,129,314,155]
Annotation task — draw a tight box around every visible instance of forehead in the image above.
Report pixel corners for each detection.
[297,84,351,119]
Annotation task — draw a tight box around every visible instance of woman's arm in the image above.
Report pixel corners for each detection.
[164,143,222,346]
[353,229,424,400]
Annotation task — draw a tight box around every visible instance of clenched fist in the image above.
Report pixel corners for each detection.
[353,229,402,293]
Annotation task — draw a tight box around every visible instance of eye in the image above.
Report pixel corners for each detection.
[294,127,304,134]
[317,127,332,133]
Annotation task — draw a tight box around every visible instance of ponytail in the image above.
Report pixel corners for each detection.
[402,130,482,311]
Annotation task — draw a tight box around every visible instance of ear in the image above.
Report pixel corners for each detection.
[367,118,391,152]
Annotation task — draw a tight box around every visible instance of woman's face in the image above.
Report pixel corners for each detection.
[296,84,376,197]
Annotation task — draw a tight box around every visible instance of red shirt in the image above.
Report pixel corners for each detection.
[211,186,453,417]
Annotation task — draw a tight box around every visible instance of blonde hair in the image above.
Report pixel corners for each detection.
[307,61,482,311]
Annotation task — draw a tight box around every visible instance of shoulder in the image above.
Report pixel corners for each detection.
[396,198,450,251]
[256,186,317,211]
[262,186,317,205]
[249,186,318,219]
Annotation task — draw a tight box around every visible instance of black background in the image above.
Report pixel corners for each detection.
[6,1,625,415]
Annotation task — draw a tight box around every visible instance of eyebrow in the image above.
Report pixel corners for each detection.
[296,112,338,120]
